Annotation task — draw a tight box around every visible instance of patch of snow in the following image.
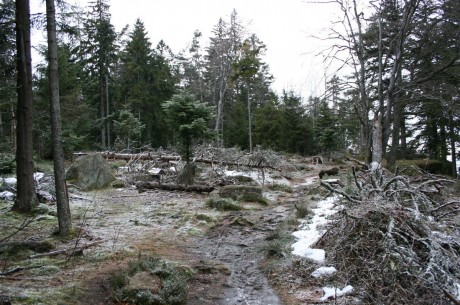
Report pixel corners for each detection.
[3,177,17,185]
[320,285,354,301]
[225,169,283,185]
[293,248,325,263]
[455,283,460,299]
[0,191,15,201]
[34,172,45,182]
[322,178,339,183]
[147,168,164,175]
[300,176,317,186]
[370,161,380,171]
[291,196,339,262]
[311,266,337,278]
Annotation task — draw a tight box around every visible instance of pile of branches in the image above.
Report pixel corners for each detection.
[193,145,286,169]
[318,166,460,304]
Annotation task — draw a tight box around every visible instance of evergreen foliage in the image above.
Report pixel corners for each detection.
[162,92,215,163]
[0,2,456,176]
[113,108,145,151]
[0,0,16,152]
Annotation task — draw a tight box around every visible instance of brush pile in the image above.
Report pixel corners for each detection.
[318,166,460,304]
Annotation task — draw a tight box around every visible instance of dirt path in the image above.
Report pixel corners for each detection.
[189,205,291,305]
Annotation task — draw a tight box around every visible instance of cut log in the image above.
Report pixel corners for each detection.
[136,182,214,193]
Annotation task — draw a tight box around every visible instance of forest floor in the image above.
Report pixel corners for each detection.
[0,158,351,305]
[1,155,458,305]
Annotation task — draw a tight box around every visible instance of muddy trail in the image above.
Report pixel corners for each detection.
[188,205,291,305]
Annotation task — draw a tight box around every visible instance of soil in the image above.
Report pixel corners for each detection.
[0,163,350,305]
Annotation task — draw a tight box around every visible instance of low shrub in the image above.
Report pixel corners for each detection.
[110,255,194,305]
[206,197,242,211]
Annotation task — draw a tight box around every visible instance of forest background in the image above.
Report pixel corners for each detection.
[0,0,459,175]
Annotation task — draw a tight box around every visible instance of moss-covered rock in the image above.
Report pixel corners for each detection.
[219,185,263,201]
[66,154,115,190]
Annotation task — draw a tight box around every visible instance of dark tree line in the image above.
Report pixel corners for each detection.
[0,0,458,179]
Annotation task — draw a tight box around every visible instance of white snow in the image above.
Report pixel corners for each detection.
[311,266,337,278]
[320,285,354,301]
[291,196,339,262]
[370,161,380,171]
[3,177,17,185]
[34,172,45,182]
[1,173,44,185]
[300,176,317,186]
[0,191,15,201]
[455,283,460,299]
[225,169,289,185]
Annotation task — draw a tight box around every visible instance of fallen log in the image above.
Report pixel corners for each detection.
[73,152,181,162]
[136,182,214,193]
[0,240,54,254]
[28,240,103,259]
[0,265,42,276]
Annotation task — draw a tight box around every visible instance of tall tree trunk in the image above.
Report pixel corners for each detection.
[10,104,16,153]
[448,110,457,178]
[383,0,419,151]
[46,0,72,235]
[13,0,38,212]
[247,86,252,153]
[388,69,404,166]
[372,114,383,166]
[440,120,448,162]
[100,74,106,149]
[105,74,110,149]
[215,78,227,146]
[389,95,401,166]
[400,115,407,159]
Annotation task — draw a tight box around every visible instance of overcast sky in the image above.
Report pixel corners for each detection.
[33,0,343,97]
[108,0,342,96]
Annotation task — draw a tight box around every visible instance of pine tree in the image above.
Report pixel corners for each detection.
[162,92,214,163]
[115,19,175,147]
[77,0,117,149]
[0,0,16,152]
[113,108,145,151]
[205,11,244,145]
[315,100,340,159]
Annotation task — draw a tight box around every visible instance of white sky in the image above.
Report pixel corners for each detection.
[33,0,344,97]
